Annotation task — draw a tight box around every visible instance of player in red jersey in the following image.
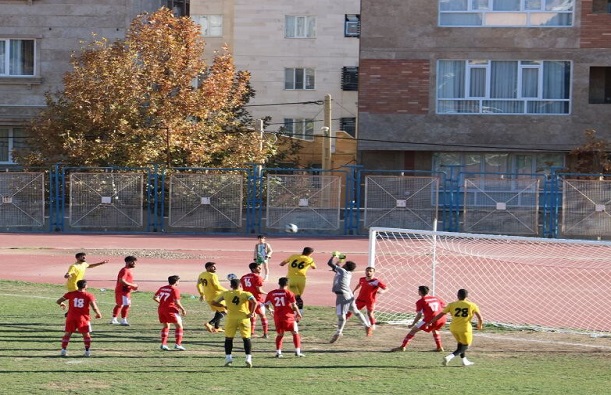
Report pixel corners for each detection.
[391,285,447,352]
[110,256,139,326]
[153,275,187,351]
[346,266,387,330]
[240,262,269,338]
[264,277,304,357]
[56,279,102,357]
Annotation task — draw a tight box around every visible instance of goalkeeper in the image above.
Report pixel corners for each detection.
[327,253,372,343]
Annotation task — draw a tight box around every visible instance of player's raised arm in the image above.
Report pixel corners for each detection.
[89,259,109,268]
[327,255,339,271]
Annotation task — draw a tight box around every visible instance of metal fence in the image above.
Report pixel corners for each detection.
[4,164,611,239]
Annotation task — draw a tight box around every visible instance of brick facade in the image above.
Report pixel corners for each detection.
[358,59,430,115]
[581,1,611,48]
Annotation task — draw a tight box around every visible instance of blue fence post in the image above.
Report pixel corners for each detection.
[48,164,65,232]
[343,164,362,235]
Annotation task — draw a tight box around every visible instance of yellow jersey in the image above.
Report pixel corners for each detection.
[65,262,89,291]
[197,271,227,301]
[284,254,316,278]
[442,299,480,333]
[216,289,254,319]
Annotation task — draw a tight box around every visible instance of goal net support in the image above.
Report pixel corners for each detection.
[369,227,611,334]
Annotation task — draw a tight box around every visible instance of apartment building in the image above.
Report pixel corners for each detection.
[0,0,188,165]
[358,0,611,175]
[191,1,360,157]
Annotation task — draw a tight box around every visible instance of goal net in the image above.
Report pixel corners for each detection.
[369,227,611,334]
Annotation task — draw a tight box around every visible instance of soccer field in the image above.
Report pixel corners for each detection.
[1,280,609,395]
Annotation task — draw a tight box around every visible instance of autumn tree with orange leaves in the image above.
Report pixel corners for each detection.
[15,8,273,168]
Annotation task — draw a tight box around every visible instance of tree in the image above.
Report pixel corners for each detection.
[567,129,611,175]
[15,8,274,168]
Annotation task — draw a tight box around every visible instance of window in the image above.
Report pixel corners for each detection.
[167,0,190,17]
[285,16,316,38]
[0,39,35,76]
[341,67,359,91]
[285,68,315,90]
[339,117,356,137]
[439,0,574,27]
[0,127,27,163]
[593,0,611,13]
[345,14,360,37]
[589,67,611,104]
[437,60,571,114]
[433,152,564,176]
[195,15,222,37]
[282,119,314,141]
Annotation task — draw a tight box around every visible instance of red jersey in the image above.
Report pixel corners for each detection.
[265,288,297,319]
[115,267,134,293]
[63,290,96,320]
[241,272,265,302]
[416,295,446,321]
[355,277,387,303]
[155,284,181,313]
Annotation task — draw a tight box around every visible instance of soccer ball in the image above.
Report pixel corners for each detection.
[227,273,238,281]
[285,223,299,233]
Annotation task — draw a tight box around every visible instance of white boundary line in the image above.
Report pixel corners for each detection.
[476,332,611,350]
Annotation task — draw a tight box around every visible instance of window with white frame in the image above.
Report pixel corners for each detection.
[433,152,564,177]
[0,127,27,163]
[439,0,574,27]
[285,68,315,90]
[285,16,316,38]
[437,60,571,115]
[0,39,35,76]
[195,15,223,37]
[282,119,314,141]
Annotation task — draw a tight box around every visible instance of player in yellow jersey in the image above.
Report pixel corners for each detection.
[279,247,316,314]
[212,278,256,368]
[64,252,108,291]
[429,288,483,367]
[197,262,227,333]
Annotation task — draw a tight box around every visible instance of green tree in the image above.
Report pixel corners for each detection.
[15,8,274,168]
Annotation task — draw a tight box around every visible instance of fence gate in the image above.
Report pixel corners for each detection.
[0,172,45,228]
[562,178,611,238]
[363,175,439,230]
[69,172,144,229]
[463,177,540,236]
[168,172,244,230]
[266,173,341,231]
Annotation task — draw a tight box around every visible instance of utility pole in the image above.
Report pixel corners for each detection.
[322,94,332,171]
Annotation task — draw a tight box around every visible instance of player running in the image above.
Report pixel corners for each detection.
[391,285,446,352]
[346,266,387,330]
[240,262,269,338]
[56,279,102,357]
[429,288,483,366]
[264,277,304,357]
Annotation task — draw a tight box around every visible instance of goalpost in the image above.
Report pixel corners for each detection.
[368,227,611,335]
